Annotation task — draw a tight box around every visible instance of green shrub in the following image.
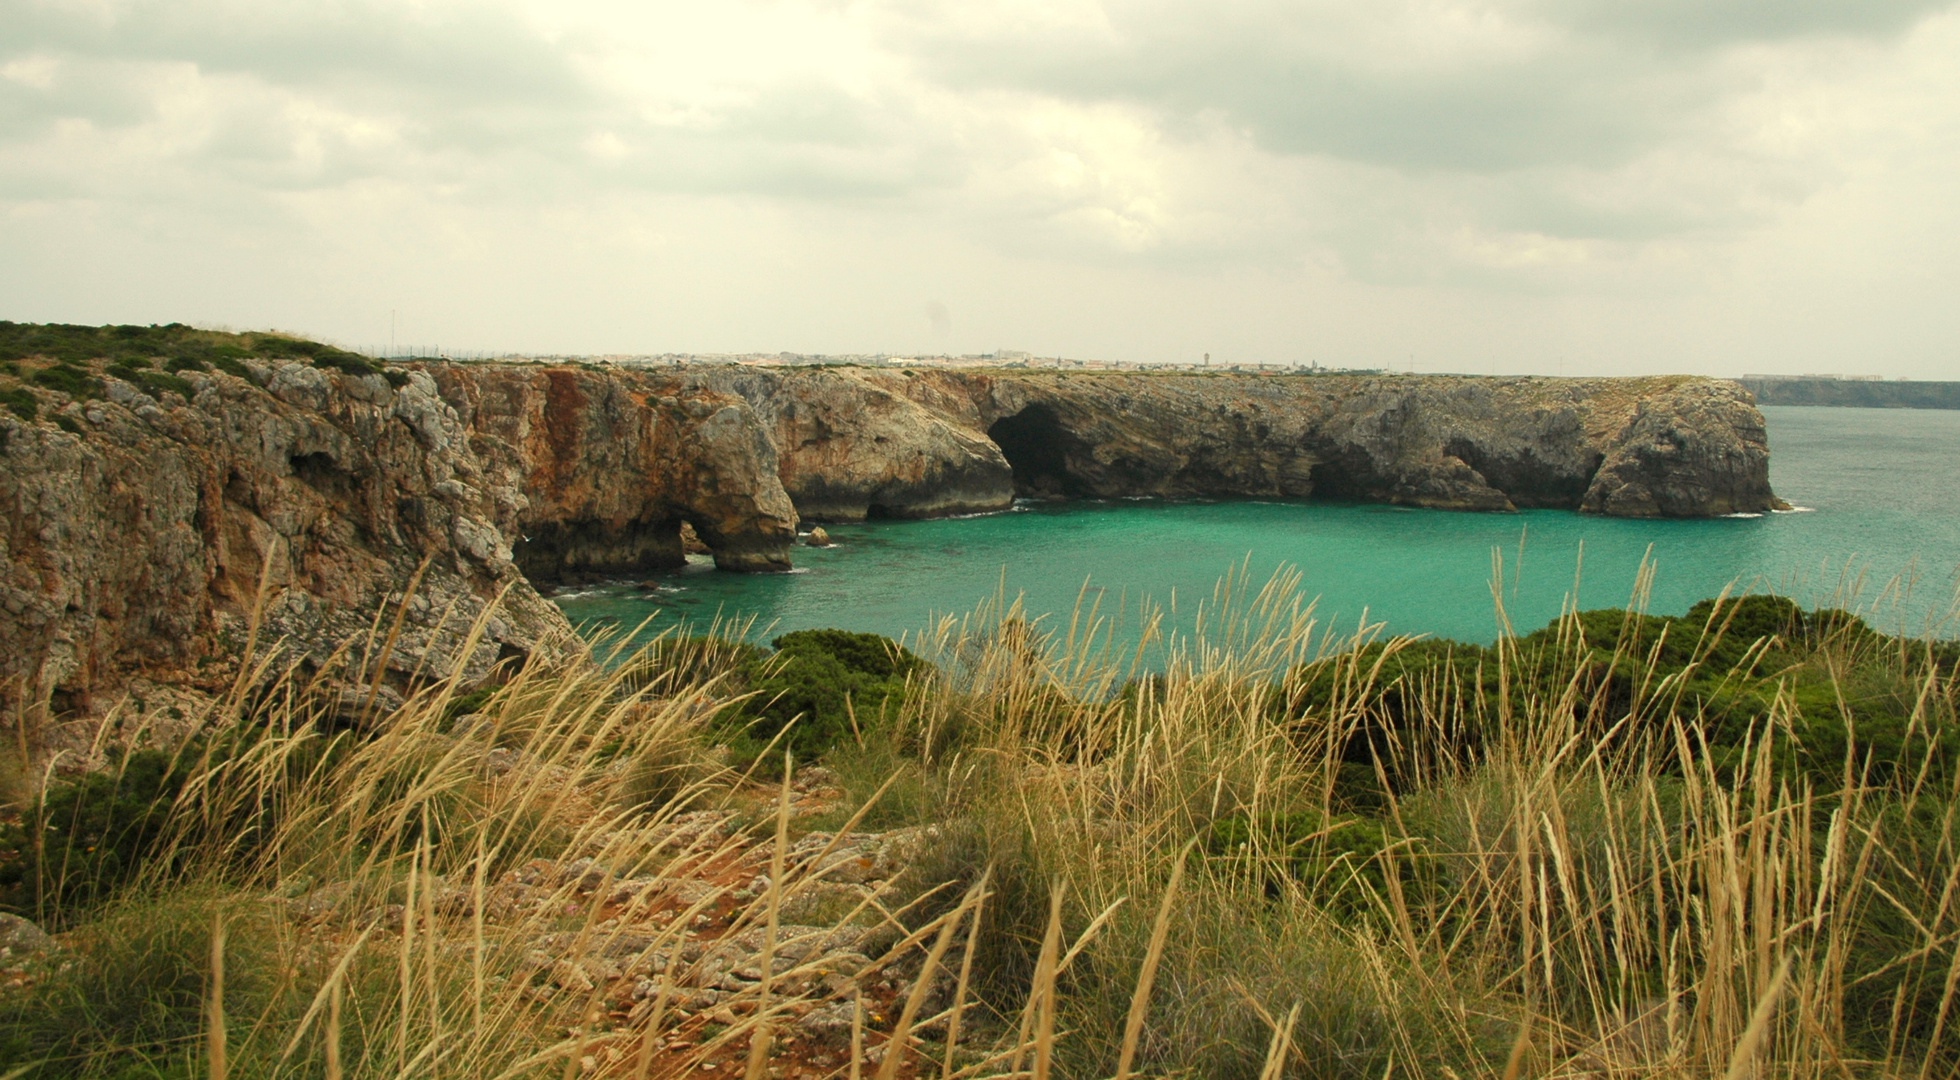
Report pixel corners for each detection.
[1204,809,1412,912]
[52,414,83,435]
[730,630,929,761]
[1284,597,1957,794]
[310,352,380,376]
[441,683,502,726]
[0,386,34,421]
[132,370,195,401]
[0,748,197,925]
[30,363,100,397]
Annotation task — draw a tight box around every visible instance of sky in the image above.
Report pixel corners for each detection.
[3,0,1958,377]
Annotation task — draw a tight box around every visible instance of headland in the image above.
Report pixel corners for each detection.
[1,323,1777,720]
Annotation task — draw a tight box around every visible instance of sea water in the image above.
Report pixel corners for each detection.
[554,406,1960,649]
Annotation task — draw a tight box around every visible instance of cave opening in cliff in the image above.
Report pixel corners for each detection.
[988,405,1083,498]
[513,518,686,585]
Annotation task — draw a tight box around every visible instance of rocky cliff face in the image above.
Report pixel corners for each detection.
[0,356,799,723]
[0,360,563,721]
[683,367,1013,520]
[423,364,797,577]
[689,367,1778,520]
[0,335,1775,727]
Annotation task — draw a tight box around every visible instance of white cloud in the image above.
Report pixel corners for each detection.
[0,0,1956,376]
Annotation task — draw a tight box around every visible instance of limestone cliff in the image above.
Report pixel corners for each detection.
[0,323,1776,727]
[685,367,1012,520]
[0,351,799,723]
[687,367,1778,520]
[423,364,797,578]
[0,359,565,721]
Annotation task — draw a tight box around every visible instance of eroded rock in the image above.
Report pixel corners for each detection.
[686,367,1778,520]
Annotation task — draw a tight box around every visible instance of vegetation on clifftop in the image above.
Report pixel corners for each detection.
[0,322,406,399]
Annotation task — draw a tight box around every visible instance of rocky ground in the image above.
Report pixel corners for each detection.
[0,762,960,1079]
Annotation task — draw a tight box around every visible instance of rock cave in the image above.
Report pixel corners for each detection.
[987,405,1083,498]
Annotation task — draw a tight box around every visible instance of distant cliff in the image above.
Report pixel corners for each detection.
[0,323,1780,725]
[687,368,1781,521]
[1738,378,1960,410]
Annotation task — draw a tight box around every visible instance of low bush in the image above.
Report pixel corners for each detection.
[131,370,195,401]
[29,363,100,398]
[732,629,929,761]
[1204,808,1412,912]
[0,386,34,421]
[0,748,197,925]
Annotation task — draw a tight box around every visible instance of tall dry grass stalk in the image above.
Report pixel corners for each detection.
[7,558,1958,1080]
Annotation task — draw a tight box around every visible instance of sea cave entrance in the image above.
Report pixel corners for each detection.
[988,405,1083,498]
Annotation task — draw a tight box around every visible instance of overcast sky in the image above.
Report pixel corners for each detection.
[4,0,1958,376]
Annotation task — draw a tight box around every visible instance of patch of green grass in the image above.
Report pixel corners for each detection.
[0,748,197,924]
[0,323,382,387]
[0,892,295,1076]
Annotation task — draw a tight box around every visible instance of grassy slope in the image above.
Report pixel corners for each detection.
[1,569,1958,1077]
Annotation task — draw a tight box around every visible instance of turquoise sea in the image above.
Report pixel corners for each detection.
[554,406,1960,650]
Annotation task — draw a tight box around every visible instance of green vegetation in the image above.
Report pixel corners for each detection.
[0,386,35,421]
[614,628,930,763]
[0,321,406,389]
[1288,592,1960,792]
[28,364,99,398]
[737,629,928,760]
[0,748,195,925]
[2,578,1957,1078]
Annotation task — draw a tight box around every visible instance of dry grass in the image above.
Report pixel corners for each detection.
[1,562,1956,1079]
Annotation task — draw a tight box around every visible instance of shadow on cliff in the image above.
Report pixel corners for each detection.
[988,405,1088,498]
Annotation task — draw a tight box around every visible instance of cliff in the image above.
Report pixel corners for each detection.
[0,322,1778,727]
[0,340,798,726]
[1738,377,1960,410]
[423,364,797,578]
[686,367,1780,520]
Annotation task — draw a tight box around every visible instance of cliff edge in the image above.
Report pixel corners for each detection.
[0,323,1778,728]
[686,367,1779,521]
[0,336,798,726]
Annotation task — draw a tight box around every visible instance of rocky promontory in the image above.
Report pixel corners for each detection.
[0,330,799,723]
[686,367,1779,521]
[0,323,1778,724]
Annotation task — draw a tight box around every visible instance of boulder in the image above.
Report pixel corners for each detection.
[0,913,54,959]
